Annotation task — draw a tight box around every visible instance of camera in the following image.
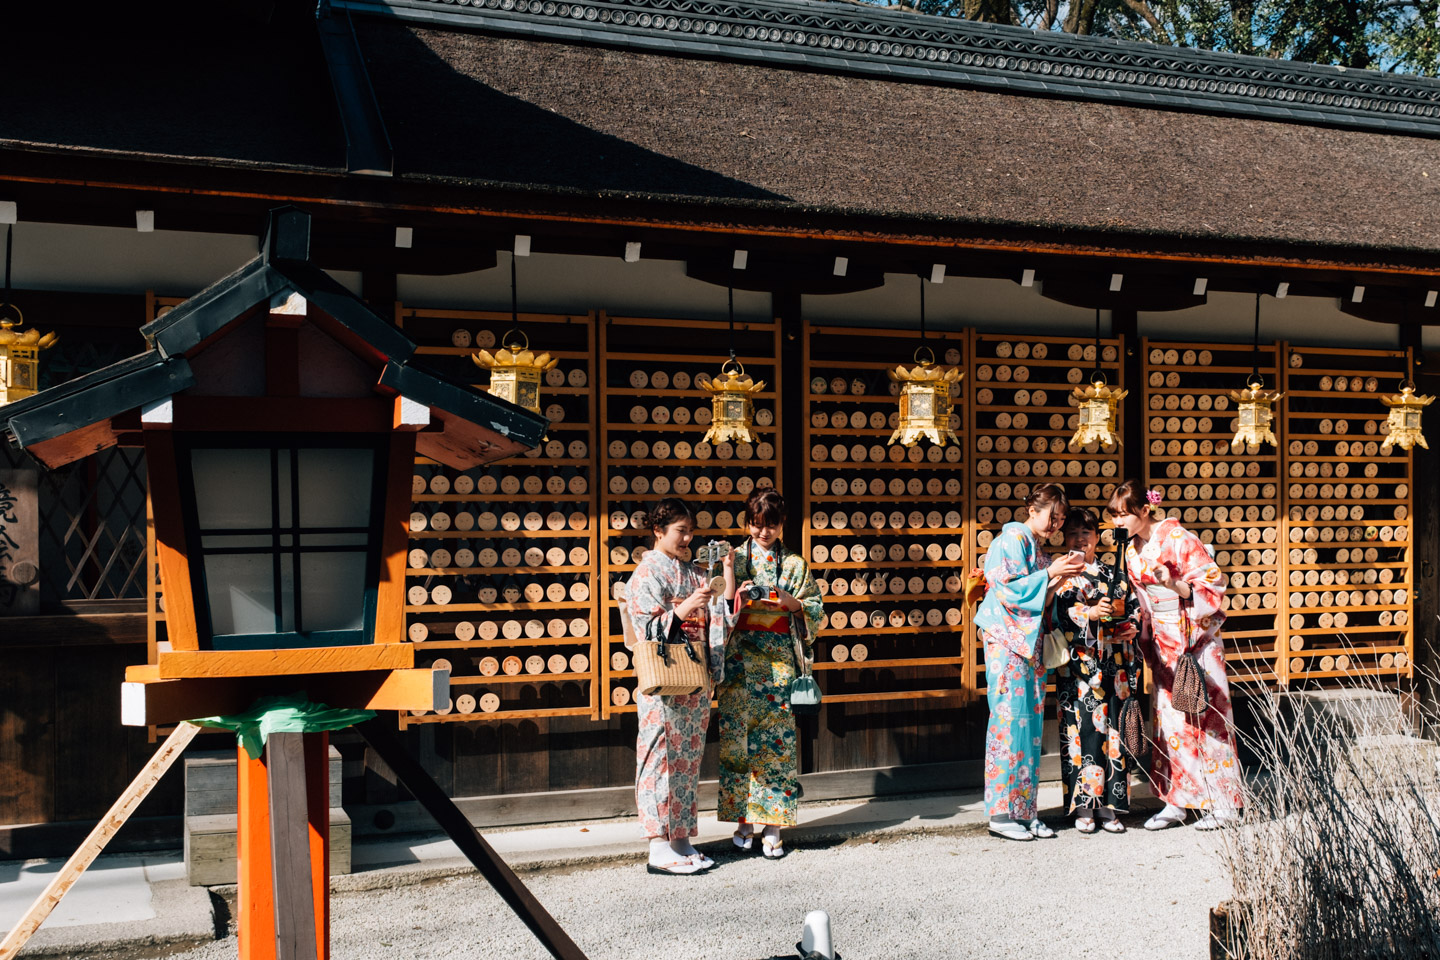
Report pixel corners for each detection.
[739,582,766,602]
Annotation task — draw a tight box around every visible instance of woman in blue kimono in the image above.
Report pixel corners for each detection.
[974,482,1085,842]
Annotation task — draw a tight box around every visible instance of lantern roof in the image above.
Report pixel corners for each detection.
[2,207,548,470]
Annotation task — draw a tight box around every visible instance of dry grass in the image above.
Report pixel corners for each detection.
[1212,661,1440,960]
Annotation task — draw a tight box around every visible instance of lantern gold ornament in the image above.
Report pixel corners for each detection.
[1069,372,1126,449]
[697,359,765,444]
[0,308,58,405]
[1229,374,1282,449]
[472,329,557,420]
[1379,381,1433,453]
[886,347,962,447]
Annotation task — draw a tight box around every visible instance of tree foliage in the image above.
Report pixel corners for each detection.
[881,0,1440,75]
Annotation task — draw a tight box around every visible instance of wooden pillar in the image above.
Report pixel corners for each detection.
[238,733,330,960]
[1111,307,1144,484]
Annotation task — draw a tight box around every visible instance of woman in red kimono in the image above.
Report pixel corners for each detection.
[1107,479,1244,830]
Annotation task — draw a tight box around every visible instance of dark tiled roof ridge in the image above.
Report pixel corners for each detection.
[338,0,1440,137]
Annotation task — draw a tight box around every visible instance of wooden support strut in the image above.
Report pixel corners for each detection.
[0,722,202,960]
[354,717,590,960]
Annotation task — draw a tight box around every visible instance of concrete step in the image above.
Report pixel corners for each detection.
[184,809,352,887]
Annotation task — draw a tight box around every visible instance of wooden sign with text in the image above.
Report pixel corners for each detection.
[0,469,39,615]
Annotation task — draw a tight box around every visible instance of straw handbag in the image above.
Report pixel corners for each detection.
[619,596,711,697]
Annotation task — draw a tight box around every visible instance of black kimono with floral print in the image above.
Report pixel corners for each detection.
[1053,560,1142,815]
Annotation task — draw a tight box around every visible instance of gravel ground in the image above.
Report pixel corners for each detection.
[155,815,1230,960]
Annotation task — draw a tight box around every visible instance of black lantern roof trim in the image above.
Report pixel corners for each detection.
[3,207,548,465]
[340,0,1440,138]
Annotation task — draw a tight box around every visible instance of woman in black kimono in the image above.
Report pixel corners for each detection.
[1052,508,1141,834]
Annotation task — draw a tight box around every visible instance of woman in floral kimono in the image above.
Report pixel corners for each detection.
[626,498,735,874]
[1107,479,1244,831]
[974,482,1086,842]
[719,488,823,859]
[1052,508,1141,835]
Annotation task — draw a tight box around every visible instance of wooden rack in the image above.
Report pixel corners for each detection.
[137,293,1418,719]
[969,331,1125,693]
[1141,339,1285,687]
[801,325,969,706]
[597,312,783,716]
[396,308,601,725]
[1279,345,1414,685]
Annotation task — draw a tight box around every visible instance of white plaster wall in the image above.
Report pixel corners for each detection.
[4,222,361,297]
[803,273,1099,335]
[4,221,1423,351]
[1140,291,1404,349]
[397,253,772,324]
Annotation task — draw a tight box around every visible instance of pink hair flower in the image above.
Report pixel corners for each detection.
[1145,489,1163,506]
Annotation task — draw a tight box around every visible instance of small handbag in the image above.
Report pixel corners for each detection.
[788,615,822,716]
[963,566,988,607]
[1041,628,1070,670]
[1168,606,1209,715]
[1171,653,1209,715]
[1117,697,1151,767]
[629,605,711,697]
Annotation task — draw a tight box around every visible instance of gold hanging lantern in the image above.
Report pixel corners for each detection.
[472,329,557,420]
[1069,372,1126,449]
[0,308,58,405]
[1229,374,1282,449]
[1379,381,1433,453]
[697,358,765,444]
[887,346,962,447]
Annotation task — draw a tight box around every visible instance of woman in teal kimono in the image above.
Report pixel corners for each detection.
[718,488,824,859]
[973,482,1085,842]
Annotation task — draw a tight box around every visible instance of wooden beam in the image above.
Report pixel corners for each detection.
[121,668,447,726]
[157,644,412,679]
[375,432,417,644]
[143,432,200,651]
[266,733,320,960]
[0,722,200,960]
[169,398,392,433]
[0,613,147,648]
[238,744,273,960]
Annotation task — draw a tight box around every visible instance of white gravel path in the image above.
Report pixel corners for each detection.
[162,818,1230,960]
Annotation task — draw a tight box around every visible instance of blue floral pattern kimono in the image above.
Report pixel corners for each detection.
[717,540,824,826]
[973,522,1051,820]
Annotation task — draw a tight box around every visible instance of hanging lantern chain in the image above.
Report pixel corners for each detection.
[2,224,12,322]
[1251,292,1262,386]
[728,283,736,362]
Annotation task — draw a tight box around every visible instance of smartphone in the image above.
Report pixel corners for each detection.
[1066,550,1085,562]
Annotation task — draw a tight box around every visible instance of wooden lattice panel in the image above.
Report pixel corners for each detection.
[397,308,600,724]
[968,331,1124,692]
[1280,345,1414,684]
[1141,340,1285,687]
[802,326,968,706]
[598,313,783,716]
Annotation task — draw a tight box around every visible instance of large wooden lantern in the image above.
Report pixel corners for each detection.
[0,207,549,960]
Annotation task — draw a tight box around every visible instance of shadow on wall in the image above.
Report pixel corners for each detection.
[354,21,788,203]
